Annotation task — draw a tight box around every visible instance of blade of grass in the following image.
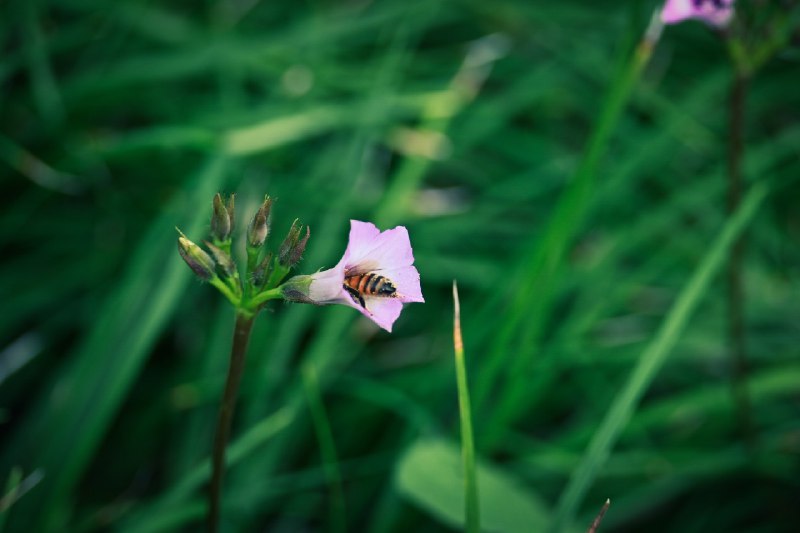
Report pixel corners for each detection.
[119,406,295,533]
[452,281,479,533]
[301,363,346,533]
[550,180,769,532]
[586,499,610,533]
[333,375,439,433]
[1,154,230,532]
[0,467,22,533]
[0,134,81,194]
[22,1,64,125]
[120,451,394,533]
[475,9,664,443]
[375,32,505,226]
[0,468,43,533]
[61,0,430,98]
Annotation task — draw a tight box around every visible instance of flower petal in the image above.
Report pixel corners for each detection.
[359,297,404,332]
[704,6,733,26]
[345,221,415,273]
[342,221,382,269]
[381,265,424,303]
[292,219,422,332]
[333,283,407,332]
[661,0,734,27]
[661,0,694,23]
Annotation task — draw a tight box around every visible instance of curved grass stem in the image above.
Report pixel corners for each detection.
[551,182,768,532]
[453,281,479,533]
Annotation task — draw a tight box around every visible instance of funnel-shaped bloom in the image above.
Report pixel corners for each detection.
[284,220,423,332]
[661,0,735,27]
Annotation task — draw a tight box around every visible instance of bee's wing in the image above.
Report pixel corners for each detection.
[344,261,380,277]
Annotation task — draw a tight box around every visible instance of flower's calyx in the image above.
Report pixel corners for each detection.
[280,275,315,304]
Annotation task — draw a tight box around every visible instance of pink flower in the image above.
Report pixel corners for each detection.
[283,220,424,332]
[661,0,734,27]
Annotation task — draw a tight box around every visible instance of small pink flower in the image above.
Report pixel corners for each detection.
[661,0,735,27]
[286,220,424,332]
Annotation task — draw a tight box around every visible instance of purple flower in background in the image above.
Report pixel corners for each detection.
[286,220,424,332]
[661,0,735,27]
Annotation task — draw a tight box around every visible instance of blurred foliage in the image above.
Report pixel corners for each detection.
[1,0,799,531]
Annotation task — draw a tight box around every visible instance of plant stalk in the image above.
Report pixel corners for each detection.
[727,72,755,452]
[208,312,255,532]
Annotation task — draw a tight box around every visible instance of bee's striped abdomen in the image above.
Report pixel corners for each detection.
[343,272,396,307]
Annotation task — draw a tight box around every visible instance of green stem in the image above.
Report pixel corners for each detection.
[209,276,240,308]
[208,312,256,532]
[727,72,755,452]
[452,281,479,533]
[211,238,232,256]
[264,262,290,291]
[248,287,283,309]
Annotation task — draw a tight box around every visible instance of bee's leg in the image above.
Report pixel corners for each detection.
[344,284,367,309]
[344,284,359,304]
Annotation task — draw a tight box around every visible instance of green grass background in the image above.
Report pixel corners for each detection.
[1,0,799,531]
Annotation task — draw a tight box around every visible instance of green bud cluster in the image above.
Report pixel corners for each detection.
[176,193,310,315]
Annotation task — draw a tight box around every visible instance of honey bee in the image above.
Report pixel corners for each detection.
[343,270,397,309]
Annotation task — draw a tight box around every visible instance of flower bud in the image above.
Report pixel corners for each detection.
[252,252,273,288]
[291,226,310,266]
[205,241,237,279]
[248,196,272,248]
[211,193,232,242]
[177,231,216,281]
[278,220,310,268]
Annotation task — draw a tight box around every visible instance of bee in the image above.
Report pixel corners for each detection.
[343,270,397,309]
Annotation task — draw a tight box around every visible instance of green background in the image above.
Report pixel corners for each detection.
[2,0,799,531]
